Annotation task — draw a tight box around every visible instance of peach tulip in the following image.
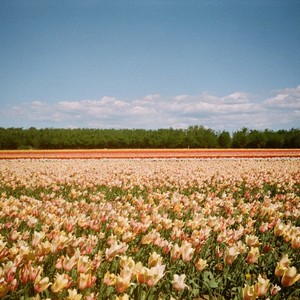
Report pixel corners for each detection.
[245,235,260,247]
[170,243,181,261]
[195,258,207,272]
[51,273,70,293]
[224,246,239,265]
[246,247,260,264]
[115,266,132,293]
[281,266,300,287]
[275,254,291,277]
[103,271,116,286]
[254,274,269,297]
[77,256,91,274]
[180,241,195,262]
[78,273,96,290]
[34,275,51,293]
[66,289,82,300]
[148,251,162,267]
[242,284,256,300]
[172,274,188,292]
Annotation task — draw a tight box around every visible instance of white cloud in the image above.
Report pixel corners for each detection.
[2,85,299,130]
[264,85,300,109]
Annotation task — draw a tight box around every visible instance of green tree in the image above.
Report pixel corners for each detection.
[232,128,249,148]
[218,131,231,148]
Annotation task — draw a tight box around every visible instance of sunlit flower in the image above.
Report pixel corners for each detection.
[78,273,96,290]
[77,256,91,274]
[281,266,300,287]
[115,294,130,300]
[291,235,300,249]
[170,243,181,261]
[105,241,128,262]
[274,221,285,237]
[224,246,240,265]
[51,273,71,293]
[66,289,82,300]
[245,235,260,247]
[254,274,269,297]
[148,251,162,267]
[172,274,188,292]
[270,284,281,296]
[63,254,77,272]
[180,241,195,262]
[275,254,291,277]
[246,247,260,264]
[242,284,256,300]
[34,275,51,293]
[136,263,165,287]
[195,258,207,272]
[31,231,45,247]
[115,266,133,293]
[103,271,116,286]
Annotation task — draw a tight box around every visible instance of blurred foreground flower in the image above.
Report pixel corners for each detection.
[281,266,300,287]
[242,284,256,300]
[172,274,189,292]
[254,274,269,297]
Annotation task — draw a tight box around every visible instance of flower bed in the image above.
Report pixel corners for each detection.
[0,158,299,299]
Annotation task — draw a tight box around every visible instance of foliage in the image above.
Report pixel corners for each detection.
[0,127,299,149]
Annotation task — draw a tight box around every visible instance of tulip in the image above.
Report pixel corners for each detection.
[136,266,148,285]
[4,262,17,283]
[245,235,260,247]
[29,265,43,282]
[242,284,256,300]
[77,256,91,274]
[291,235,300,249]
[148,251,162,267]
[275,254,291,277]
[195,258,207,272]
[115,294,130,300]
[254,274,269,297]
[105,241,128,262]
[51,273,70,293]
[274,222,285,237]
[246,247,260,264]
[66,289,82,300]
[259,222,269,233]
[281,266,300,287]
[215,246,223,258]
[63,255,77,272]
[103,271,116,286]
[19,263,31,284]
[180,241,195,262]
[136,264,165,287]
[115,266,132,293]
[31,231,45,247]
[224,246,239,265]
[172,274,188,292]
[170,243,181,261]
[34,275,51,293]
[78,273,96,290]
[270,284,281,296]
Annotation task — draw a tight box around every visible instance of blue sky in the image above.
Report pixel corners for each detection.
[1,0,299,131]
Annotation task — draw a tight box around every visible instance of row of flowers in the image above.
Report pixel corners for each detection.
[0,158,299,299]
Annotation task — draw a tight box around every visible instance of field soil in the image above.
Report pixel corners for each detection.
[0,149,299,159]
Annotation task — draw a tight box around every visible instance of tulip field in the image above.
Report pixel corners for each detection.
[0,156,299,299]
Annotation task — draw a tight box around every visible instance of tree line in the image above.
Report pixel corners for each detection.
[0,126,299,150]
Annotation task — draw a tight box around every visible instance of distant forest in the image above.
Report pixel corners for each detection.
[0,126,299,149]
